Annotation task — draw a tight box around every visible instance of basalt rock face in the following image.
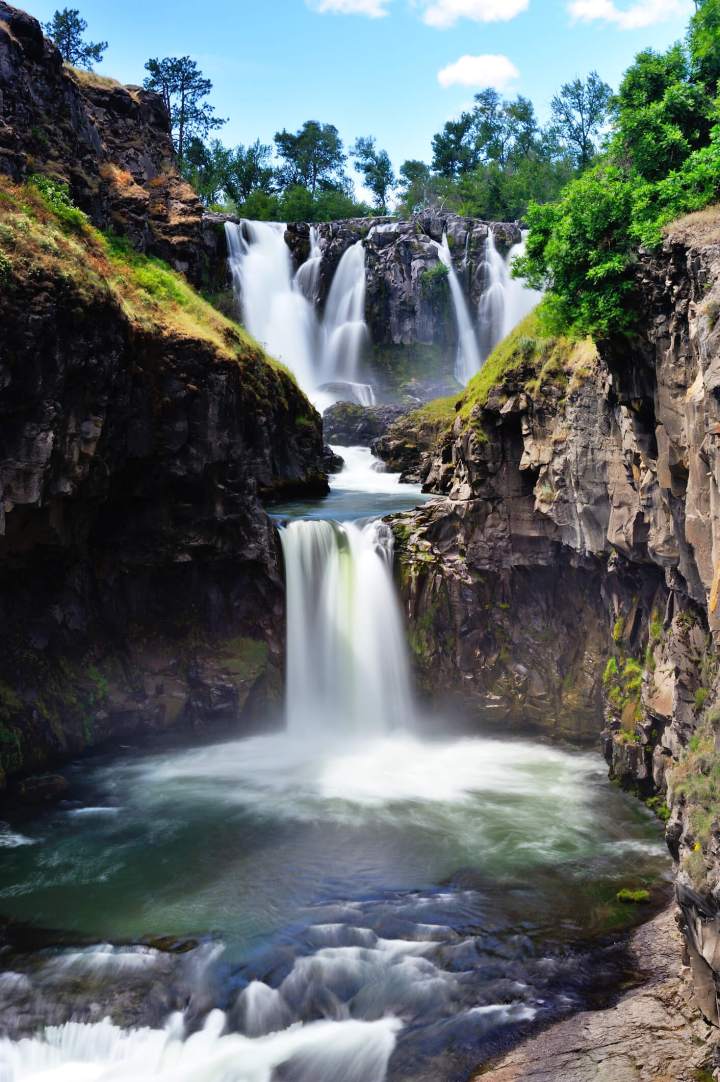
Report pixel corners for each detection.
[0,1,209,281]
[284,215,521,398]
[285,215,520,338]
[0,196,328,793]
[393,207,720,1042]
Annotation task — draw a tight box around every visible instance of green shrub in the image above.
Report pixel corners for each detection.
[603,657,619,684]
[28,174,87,232]
[695,686,710,711]
[616,888,650,904]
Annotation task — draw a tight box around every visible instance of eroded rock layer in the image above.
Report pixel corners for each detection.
[393,208,720,1042]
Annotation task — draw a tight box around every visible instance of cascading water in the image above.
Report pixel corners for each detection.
[438,228,543,387]
[320,241,369,386]
[225,222,374,409]
[477,230,543,364]
[225,220,319,393]
[281,518,412,735]
[294,225,322,303]
[436,233,482,387]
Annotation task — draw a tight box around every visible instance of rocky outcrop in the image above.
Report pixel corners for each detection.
[0,1,210,281]
[322,402,409,446]
[393,206,720,1036]
[284,214,521,399]
[478,906,715,1081]
[0,178,327,790]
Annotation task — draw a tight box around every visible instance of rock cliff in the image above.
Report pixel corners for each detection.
[393,206,720,1046]
[0,3,330,789]
[0,0,214,282]
[284,215,522,399]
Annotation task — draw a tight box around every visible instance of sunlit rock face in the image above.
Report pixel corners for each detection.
[0,0,211,280]
[392,209,720,1025]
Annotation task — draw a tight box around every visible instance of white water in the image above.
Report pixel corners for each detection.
[477,231,542,365]
[319,242,369,390]
[294,225,322,303]
[225,223,373,410]
[436,233,482,387]
[281,518,413,736]
[0,1011,400,1082]
[438,229,542,386]
[327,445,422,496]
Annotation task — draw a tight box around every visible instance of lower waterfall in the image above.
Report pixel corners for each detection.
[280,518,413,736]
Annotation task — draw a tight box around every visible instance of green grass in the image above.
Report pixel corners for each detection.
[616,888,650,904]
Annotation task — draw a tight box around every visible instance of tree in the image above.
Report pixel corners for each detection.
[43,8,107,69]
[144,57,225,164]
[689,0,720,93]
[274,121,346,196]
[181,139,231,206]
[612,45,713,181]
[550,71,612,168]
[351,136,395,211]
[431,113,477,177]
[223,141,276,204]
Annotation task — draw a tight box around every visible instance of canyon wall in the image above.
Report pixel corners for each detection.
[0,3,328,788]
[392,209,720,1026]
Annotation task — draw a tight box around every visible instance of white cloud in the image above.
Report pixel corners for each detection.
[420,0,528,28]
[309,0,391,15]
[567,0,691,30]
[437,54,520,89]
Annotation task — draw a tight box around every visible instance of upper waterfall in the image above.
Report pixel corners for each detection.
[477,230,542,364]
[225,221,374,409]
[436,232,482,387]
[439,227,543,386]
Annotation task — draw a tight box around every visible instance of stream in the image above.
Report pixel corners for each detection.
[0,448,669,1082]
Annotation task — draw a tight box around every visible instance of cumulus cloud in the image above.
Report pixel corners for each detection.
[420,0,528,27]
[437,54,520,89]
[567,0,691,30]
[309,0,391,15]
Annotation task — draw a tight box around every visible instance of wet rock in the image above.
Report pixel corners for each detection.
[478,908,714,1082]
[14,773,69,804]
[323,402,408,446]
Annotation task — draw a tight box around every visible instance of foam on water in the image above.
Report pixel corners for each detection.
[0,1011,401,1082]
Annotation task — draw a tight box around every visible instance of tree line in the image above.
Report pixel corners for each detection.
[517,0,720,339]
[43,6,613,225]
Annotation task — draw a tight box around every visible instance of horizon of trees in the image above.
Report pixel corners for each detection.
[42,5,616,225]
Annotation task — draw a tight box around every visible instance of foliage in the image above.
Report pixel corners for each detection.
[396,88,577,220]
[144,56,225,164]
[43,7,107,69]
[616,888,650,903]
[550,71,613,168]
[517,2,720,339]
[351,137,395,211]
[274,121,347,196]
[28,174,87,232]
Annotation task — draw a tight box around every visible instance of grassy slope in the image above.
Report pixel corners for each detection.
[0,177,299,391]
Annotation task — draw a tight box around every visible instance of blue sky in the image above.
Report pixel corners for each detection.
[26,0,694,178]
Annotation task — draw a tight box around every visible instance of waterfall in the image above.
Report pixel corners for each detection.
[294,225,322,303]
[225,220,320,393]
[436,233,482,387]
[476,230,508,363]
[501,230,543,339]
[438,228,543,386]
[280,518,413,737]
[320,241,369,386]
[225,222,373,408]
[477,230,543,364]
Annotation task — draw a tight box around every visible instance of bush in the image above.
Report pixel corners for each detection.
[28,173,87,232]
[616,888,650,904]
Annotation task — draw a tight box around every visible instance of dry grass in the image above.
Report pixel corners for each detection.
[64,64,124,91]
[0,177,294,384]
[664,204,720,248]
